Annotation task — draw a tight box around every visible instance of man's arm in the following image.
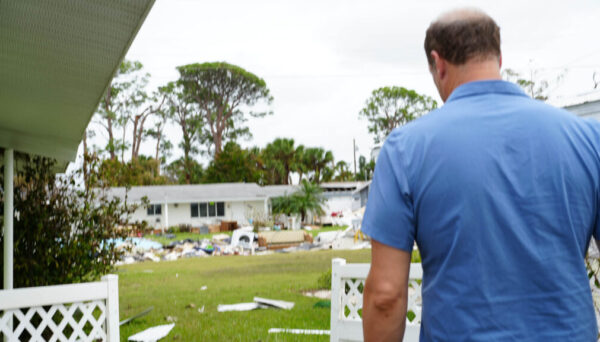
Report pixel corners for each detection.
[363,239,412,342]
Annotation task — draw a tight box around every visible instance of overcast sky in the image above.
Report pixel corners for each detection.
[104,0,600,172]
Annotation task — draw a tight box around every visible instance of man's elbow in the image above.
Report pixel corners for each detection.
[364,280,407,312]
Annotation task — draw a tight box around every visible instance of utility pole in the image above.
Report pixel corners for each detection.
[353,139,357,178]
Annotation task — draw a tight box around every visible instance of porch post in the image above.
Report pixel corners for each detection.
[4,148,13,290]
[164,200,169,233]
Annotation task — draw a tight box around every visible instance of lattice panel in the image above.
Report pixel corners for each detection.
[341,278,364,320]
[0,300,107,342]
[339,277,422,323]
[407,279,422,324]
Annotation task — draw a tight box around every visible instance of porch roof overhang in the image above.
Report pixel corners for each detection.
[0,0,155,162]
[1,0,155,291]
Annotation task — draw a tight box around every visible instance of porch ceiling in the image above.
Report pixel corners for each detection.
[0,0,154,162]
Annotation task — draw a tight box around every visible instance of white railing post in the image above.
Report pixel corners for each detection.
[4,148,14,290]
[331,258,346,342]
[103,275,119,342]
[3,148,14,342]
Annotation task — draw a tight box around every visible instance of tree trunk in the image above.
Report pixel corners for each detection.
[120,124,127,162]
[213,131,222,158]
[131,115,140,160]
[154,133,161,162]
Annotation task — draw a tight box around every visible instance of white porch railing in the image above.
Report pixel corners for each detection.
[330,259,423,342]
[0,275,119,342]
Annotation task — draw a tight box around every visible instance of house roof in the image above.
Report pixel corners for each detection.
[0,0,155,162]
[260,185,298,197]
[320,181,370,192]
[103,182,369,204]
[551,90,600,109]
[563,98,600,119]
[104,183,273,204]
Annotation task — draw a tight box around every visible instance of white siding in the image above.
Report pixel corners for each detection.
[129,200,267,229]
[323,193,357,214]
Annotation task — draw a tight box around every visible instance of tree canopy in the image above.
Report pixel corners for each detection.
[203,142,263,184]
[177,62,273,157]
[502,67,565,101]
[359,86,437,143]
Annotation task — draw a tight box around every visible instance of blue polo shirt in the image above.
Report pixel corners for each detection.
[362,80,600,341]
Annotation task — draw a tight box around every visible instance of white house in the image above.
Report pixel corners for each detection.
[106,183,292,229]
[320,181,371,215]
[562,95,600,120]
[106,181,371,229]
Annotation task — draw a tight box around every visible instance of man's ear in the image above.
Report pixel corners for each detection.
[430,50,446,79]
[498,54,503,68]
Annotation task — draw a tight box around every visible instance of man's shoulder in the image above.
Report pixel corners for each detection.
[385,95,600,152]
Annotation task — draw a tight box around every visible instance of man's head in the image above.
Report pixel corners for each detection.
[424,9,502,101]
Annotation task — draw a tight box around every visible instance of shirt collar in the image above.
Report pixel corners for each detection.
[446,80,528,103]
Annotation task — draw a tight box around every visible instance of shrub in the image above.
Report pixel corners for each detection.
[0,152,142,288]
[317,268,332,289]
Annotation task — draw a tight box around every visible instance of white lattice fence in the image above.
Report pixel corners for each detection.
[0,275,119,342]
[330,259,423,342]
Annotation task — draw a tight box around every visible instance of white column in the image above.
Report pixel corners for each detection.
[4,148,13,290]
[330,258,346,342]
[264,198,269,218]
[103,274,120,342]
[164,201,169,232]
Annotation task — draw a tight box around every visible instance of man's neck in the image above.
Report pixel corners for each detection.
[444,59,502,99]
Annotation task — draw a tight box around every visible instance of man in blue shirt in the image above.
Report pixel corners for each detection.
[362,8,600,341]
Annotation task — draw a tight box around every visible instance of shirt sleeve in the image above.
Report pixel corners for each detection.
[361,140,416,252]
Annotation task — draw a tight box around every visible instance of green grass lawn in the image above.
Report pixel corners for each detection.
[117,249,371,341]
[143,226,348,246]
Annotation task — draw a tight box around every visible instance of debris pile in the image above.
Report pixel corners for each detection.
[115,214,371,265]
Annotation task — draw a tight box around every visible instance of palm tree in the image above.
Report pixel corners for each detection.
[271,193,298,217]
[334,161,353,181]
[301,147,332,183]
[293,144,308,183]
[292,180,325,223]
[263,138,296,184]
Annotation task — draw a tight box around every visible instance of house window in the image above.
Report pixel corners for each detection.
[199,202,208,217]
[190,202,225,218]
[147,204,161,216]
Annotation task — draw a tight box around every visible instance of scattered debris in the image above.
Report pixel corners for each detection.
[165,316,177,323]
[254,297,295,310]
[128,323,175,342]
[143,252,160,263]
[218,297,295,312]
[114,209,370,265]
[200,286,207,291]
[185,303,196,309]
[211,233,230,243]
[120,307,154,326]
[198,306,205,313]
[217,302,268,312]
[303,289,331,299]
[268,328,330,335]
[258,231,313,250]
[231,227,256,248]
